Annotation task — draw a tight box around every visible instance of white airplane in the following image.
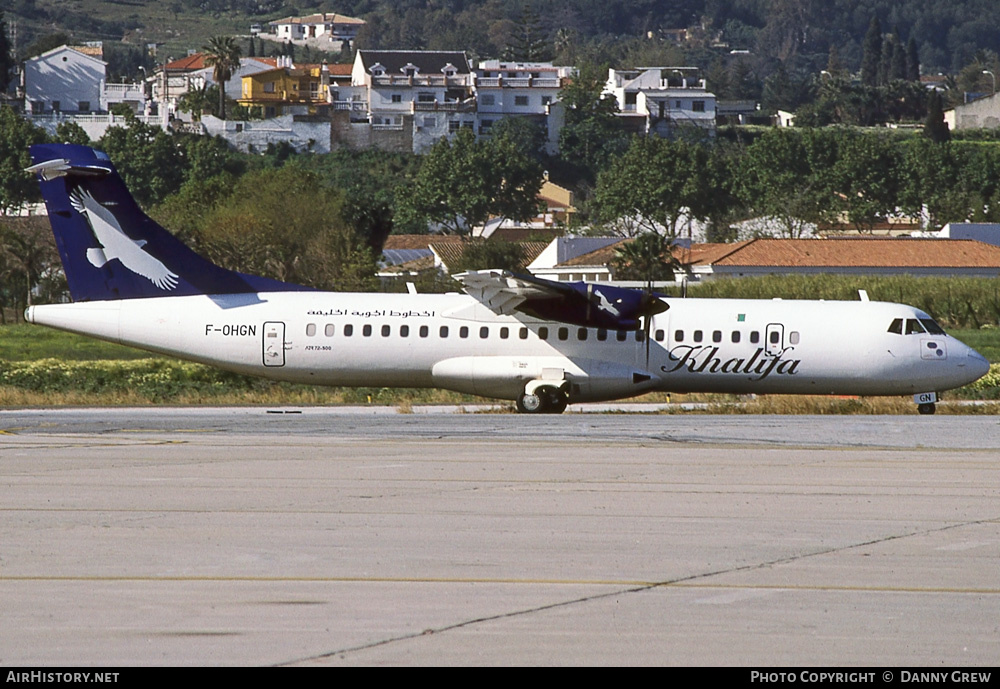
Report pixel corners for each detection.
[24,144,991,414]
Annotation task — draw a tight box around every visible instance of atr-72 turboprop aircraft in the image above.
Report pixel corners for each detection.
[24,144,991,414]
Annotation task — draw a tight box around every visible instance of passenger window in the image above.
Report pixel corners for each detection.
[519,327,528,339]
[420,325,428,338]
[675,330,684,342]
[363,324,372,337]
[750,331,759,344]
[439,325,449,338]
[712,330,722,343]
[558,327,569,341]
[325,324,335,337]
[655,329,665,342]
[538,327,549,340]
[635,331,645,342]
[500,327,509,339]
[578,328,587,341]
[480,326,489,339]
[906,319,926,335]
[306,323,316,336]
[769,330,780,344]
[400,325,409,337]
[616,330,628,342]
[460,326,469,338]
[344,324,353,337]
[789,331,800,345]
[382,324,391,337]
[731,331,740,343]
[693,330,703,343]
[597,328,608,341]
[888,318,903,335]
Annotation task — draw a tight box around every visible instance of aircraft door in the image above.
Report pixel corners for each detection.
[765,323,784,357]
[263,321,286,367]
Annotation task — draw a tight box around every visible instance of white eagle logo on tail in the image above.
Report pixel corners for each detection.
[70,188,179,290]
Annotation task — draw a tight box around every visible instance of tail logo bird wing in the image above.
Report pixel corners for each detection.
[69,188,179,291]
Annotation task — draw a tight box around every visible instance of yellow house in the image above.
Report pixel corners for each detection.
[240,59,329,117]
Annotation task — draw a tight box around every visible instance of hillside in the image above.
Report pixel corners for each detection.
[6,0,1000,76]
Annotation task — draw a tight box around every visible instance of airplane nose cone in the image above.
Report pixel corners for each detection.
[967,348,992,383]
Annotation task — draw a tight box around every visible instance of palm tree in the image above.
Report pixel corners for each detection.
[611,233,679,284]
[202,36,242,120]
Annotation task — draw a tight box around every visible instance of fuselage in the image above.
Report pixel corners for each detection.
[25,291,991,404]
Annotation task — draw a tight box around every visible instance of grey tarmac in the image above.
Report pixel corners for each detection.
[1,408,999,666]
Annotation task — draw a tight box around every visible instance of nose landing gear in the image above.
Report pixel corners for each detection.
[914,392,938,415]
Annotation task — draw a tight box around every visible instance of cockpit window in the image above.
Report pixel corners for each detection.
[888,318,903,334]
[919,318,946,335]
[905,318,926,335]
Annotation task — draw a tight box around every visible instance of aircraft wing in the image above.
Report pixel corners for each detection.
[453,270,668,331]
[452,270,559,315]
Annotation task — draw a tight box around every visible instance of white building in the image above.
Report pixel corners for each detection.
[22,44,164,139]
[945,91,1000,130]
[351,50,477,153]
[24,45,105,114]
[268,13,365,46]
[605,67,717,138]
[474,61,570,125]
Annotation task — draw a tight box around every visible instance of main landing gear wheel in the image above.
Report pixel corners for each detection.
[516,391,544,413]
[917,402,936,415]
[516,385,568,414]
[541,386,568,414]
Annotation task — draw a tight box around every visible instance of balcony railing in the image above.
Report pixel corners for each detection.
[371,75,469,87]
[475,77,562,88]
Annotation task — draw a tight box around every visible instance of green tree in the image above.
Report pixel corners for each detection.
[22,32,70,60]
[923,90,951,143]
[590,136,701,238]
[557,62,627,181]
[505,3,550,62]
[451,239,527,273]
[861,17,883,87]
[611,233,679,283]
[302,148,422,251]
[0,106,49,215]
[0,217,59,310]
[197,166,377,291]
[178,134,245,185]
[177,85,218,121]
[54,121,90,145]
[150,173,238,248]
[900,139,968,229]
[97,112,184,208]
[403,128,543,236]
[826,131,902,233]
[0,12,15,92]
[736,128,834,238]
[202,36,242,120]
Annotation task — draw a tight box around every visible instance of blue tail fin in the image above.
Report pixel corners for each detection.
[28,143,312,302]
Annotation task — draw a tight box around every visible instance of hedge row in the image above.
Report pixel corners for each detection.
[673,275,1000,329]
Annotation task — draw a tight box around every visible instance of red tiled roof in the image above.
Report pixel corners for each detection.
[430,241,549,271]
[383,234,465,251]
[164,53,207,70]
[164,55,279,71]
[713,238,1000,268]
[558,240,628,267]
[557,237,1000,270]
